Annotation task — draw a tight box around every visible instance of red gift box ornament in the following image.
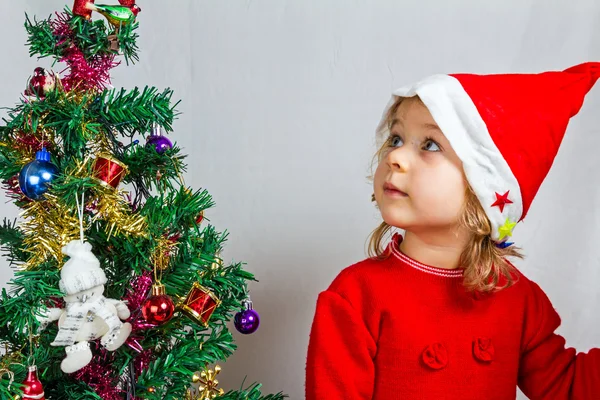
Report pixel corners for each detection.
[180,283,221,327]
[92,154,128,189]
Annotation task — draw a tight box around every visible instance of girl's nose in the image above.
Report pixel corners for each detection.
[386,147,409,172]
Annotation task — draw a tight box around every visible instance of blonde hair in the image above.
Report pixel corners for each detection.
[368,96,523,293]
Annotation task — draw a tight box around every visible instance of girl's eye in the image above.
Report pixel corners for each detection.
[423,139,441,152]
[389,135,404,147]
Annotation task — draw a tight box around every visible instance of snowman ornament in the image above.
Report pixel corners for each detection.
[38,240,132,373]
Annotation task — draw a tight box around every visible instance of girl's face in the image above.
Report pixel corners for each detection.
[374,97,467,235]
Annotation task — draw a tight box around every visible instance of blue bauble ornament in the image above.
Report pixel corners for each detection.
[234,299,260,335]
[19,148,59,200]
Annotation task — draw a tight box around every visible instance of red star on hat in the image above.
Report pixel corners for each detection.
[491,191,513,213]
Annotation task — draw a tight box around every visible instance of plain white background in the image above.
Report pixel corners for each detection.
[2,1,600,399]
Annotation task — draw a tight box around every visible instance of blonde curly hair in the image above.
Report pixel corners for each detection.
[368,96,523,293]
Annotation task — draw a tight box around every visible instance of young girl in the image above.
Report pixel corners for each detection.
[305,63,600,399]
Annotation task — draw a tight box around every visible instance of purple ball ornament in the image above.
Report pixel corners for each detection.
[234,299,260,334]
[146,123,173,154]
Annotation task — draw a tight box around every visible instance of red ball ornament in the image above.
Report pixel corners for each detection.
[21,365,46,400]
[142,283,175,325]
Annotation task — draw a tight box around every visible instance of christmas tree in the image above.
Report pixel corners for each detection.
[0,1,285,399]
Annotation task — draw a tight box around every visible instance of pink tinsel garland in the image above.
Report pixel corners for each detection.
[73,349,124,400]
[49,11,119,92]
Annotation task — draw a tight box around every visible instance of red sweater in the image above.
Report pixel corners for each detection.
[306,235,600,399]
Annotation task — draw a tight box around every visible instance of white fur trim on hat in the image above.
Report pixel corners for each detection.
[376,74,523,241]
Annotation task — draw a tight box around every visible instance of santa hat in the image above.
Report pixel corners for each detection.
[376,62,600,245]
[59,240,107,295]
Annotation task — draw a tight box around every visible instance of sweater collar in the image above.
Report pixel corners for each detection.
[388,233,464,278]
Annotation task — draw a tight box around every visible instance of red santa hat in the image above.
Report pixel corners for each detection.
[376,62,600,245]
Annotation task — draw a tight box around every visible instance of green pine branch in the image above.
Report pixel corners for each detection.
[2,89,99,163]
[44,379,105,400]
[25,13,63,62]
[139,187,212,237]
[0,270,62,336]
[0,146,23,182]
[0,219,28,265]
[26,9,140,66]
[220,384,288,400]
[93,86,179,138]
[122,145,187,194]
[135,327,240,399]
[3,90,62,134]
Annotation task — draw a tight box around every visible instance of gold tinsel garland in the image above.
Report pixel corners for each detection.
[20,192,84,268]
[152,234,179,271]
[65,156,148,238]
[84,133,149,239]
[19,153,147,269]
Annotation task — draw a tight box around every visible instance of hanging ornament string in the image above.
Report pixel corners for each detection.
[27,320,35,368]
[75,191,85,243]
[0,368,14,390]
[174,161,186,189]
[154,257,161,286]
[0,342,25,391]
[153,238,163,287]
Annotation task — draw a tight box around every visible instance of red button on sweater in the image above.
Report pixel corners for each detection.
[305,236,600,399]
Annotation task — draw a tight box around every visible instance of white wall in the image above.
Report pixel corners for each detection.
[2,1,600,399]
